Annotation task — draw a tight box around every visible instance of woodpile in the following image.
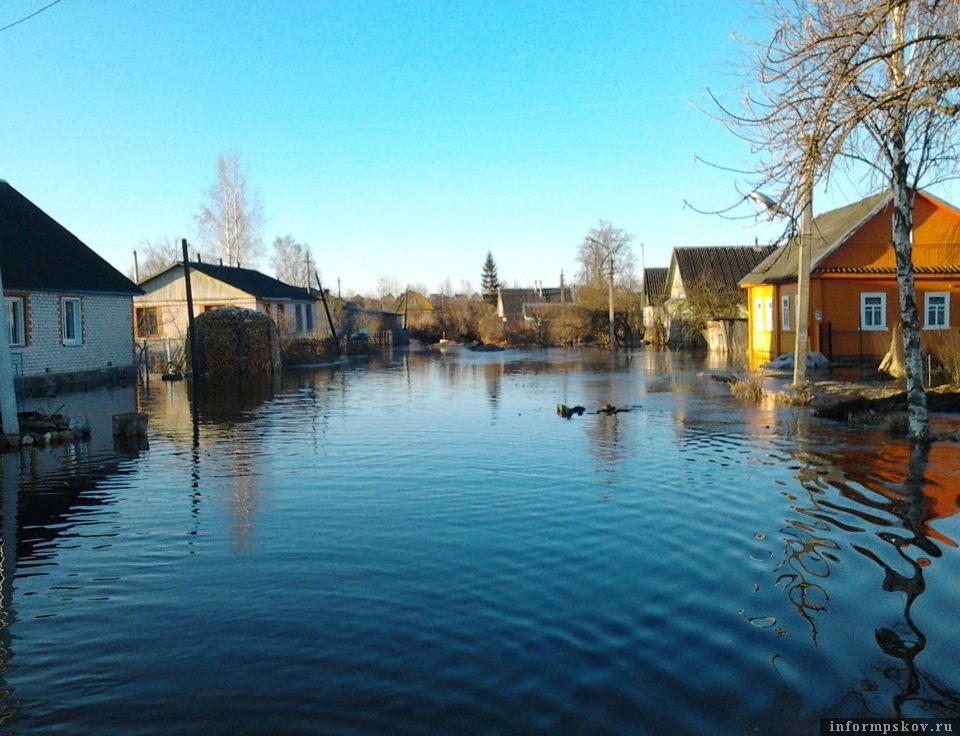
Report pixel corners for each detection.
[189,307,281,376]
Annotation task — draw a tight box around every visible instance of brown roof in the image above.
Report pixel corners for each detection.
[498,287,574,318]
[672,245,778,292]
[641,267,668,305]
[740,190,890,285]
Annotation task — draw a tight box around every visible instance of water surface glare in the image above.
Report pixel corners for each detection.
[1,349,959,735]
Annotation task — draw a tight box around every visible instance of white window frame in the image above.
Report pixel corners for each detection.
[62,297,83,346]
[780,295,792,331]
[923,292,950,330]
[5,297,25,347]
[860,292,887,331]
[764,297,774,332]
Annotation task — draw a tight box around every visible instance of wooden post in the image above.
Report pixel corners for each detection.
[315,271,338,342]
[0,260,20,435]
[182,239,201,381]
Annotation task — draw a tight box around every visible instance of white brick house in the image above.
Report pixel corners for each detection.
[0,180,141,395]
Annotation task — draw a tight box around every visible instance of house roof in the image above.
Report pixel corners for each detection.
[641,267,668,305]
[145,261,315,301]
[740,190,891,285]
[0,180,141,295]
[671,245,778,293]
[392,291,434,312]
[498,286,574,317]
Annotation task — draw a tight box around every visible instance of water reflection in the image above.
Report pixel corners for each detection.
[1,350,958,734]
[775,433,960,718]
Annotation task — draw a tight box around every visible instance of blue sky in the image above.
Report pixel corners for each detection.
[1,0,935,296]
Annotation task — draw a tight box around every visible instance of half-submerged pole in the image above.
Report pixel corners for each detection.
[182,239,200,381]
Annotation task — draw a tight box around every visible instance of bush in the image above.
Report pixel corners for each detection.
[730,371,765,402]
[930,330,960,385]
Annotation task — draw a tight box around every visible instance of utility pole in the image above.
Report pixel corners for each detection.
[182,239,200,381]
[608,256,616,351]
[794,173,813,386]
[0,260,20,435]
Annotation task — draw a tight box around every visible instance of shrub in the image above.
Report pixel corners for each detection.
[730,371,765,402]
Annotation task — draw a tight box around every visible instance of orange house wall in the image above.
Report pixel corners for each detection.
[747,193,960,365]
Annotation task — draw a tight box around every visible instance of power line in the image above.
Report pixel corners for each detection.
[0,0,66,34]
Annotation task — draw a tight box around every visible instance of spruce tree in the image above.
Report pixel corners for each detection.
[480,251,500,305]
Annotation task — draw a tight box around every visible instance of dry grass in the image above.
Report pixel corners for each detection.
[730,371,765,402]
[931,331,960,384]
[774,383,815,406]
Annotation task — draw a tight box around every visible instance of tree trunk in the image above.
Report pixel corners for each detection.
[890,166,930,441]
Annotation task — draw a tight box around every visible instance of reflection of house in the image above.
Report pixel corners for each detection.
[497,285,575,329]
[664,245,777,349]
[0,180,142,395]
[828,439,960,547]
[134,261,321,363]
[740,191,960,365]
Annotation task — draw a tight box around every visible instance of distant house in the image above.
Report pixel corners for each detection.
[497,285,575,330]
[0,180,141,395]
[134,261,322,367]
[392,290,434,329]
[740,190,960,365]
[640,267,668,343]
[664,245,777,349]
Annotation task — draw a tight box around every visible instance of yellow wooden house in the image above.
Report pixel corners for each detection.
[740,190,960,367]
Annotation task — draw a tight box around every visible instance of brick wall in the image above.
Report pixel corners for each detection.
[13,292,134,377]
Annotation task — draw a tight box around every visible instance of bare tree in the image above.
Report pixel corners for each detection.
[577,220,635,287]
[131,236,180,281]
[716,0,960,440]
[271,235,313,287]
[579,220,635,350]
[196,152,264,268]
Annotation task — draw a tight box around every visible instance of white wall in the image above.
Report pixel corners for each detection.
[15,292,134,377]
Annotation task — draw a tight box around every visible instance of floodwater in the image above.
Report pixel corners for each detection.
[1,349,958,735]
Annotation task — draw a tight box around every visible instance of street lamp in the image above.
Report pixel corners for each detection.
[750,182,813,387]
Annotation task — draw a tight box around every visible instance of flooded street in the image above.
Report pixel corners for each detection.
[1,348,959,735]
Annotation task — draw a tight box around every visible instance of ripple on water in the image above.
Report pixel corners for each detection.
[4,354,960,735]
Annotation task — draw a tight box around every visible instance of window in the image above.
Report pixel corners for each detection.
[861,292,887,331]
[765,297,774,332]
[305,304,314,331]
[780,295,792,331]
[754,298,765,331]
[62,297,82,345]
[5,297,25,346]
[295,304,304,331]
[924,292,950,330]
[135,307,161,338]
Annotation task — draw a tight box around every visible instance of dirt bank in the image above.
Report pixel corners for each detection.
[812,382,960,420]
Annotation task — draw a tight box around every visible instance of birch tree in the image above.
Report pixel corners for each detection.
[271,235,313,287]
[196,152,264,268]
[719,0,960,441]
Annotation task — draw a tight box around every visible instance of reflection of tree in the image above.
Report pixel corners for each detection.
[779,442,960,717]
[770,453,843,643]
[482,362,502,416]
[852,444,960,718]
